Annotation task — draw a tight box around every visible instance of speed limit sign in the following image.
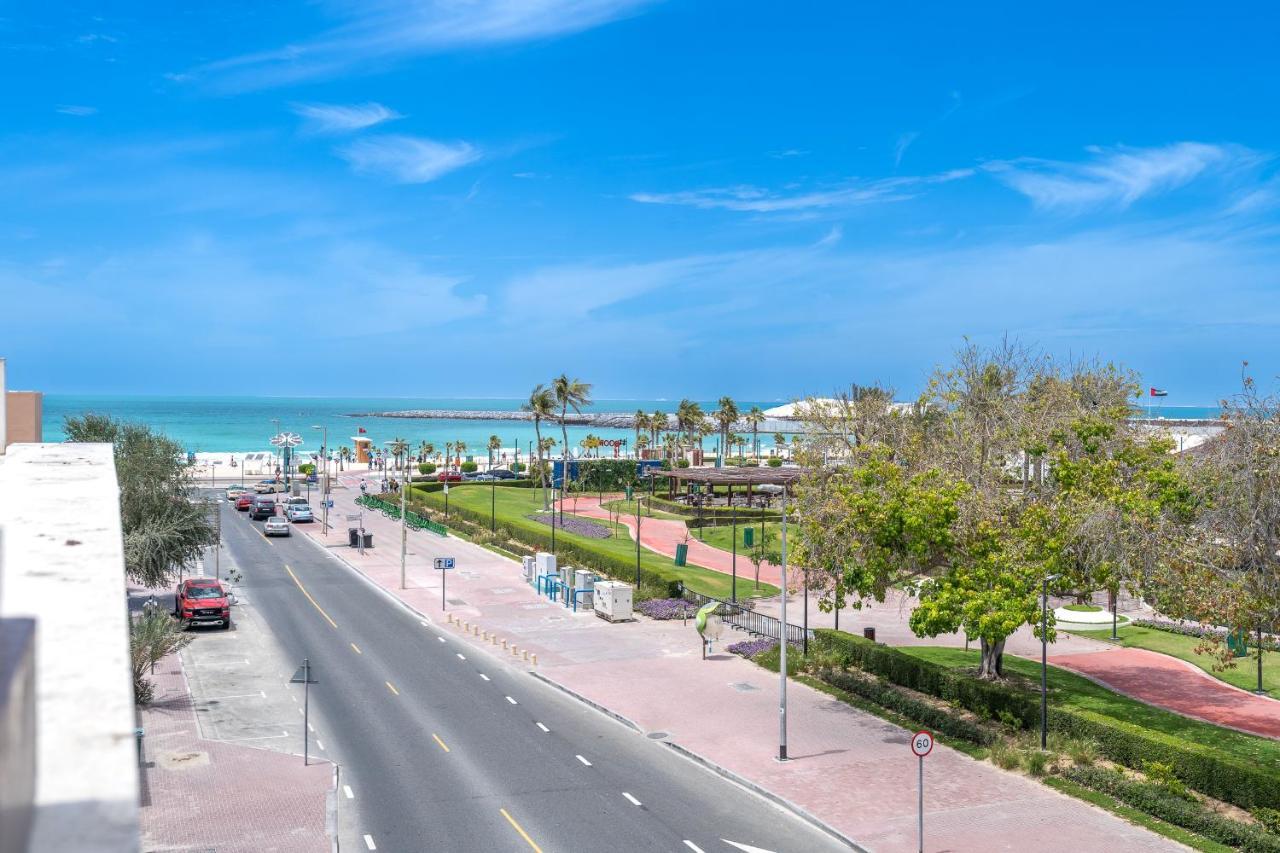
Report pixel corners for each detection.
[911,730,933,758]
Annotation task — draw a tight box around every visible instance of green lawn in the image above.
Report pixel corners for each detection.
[600,498,686,521]
[1070,625,1279,695]
[1063,603,1103,612]
[897,646,1280,772]
[697,521,782,554]
[412,485,780,599]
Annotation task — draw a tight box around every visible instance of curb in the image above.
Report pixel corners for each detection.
[327,764,340,853]
[527,671,641,732]
[660,740,867,852]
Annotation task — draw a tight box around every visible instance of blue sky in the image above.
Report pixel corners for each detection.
[1,1,1278,404]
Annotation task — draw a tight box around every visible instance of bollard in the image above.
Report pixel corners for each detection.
[491,635,497,645]
[482,631,489,641]
[511,645,518,656]
[530,653,536,666]
[473,626,480,636]
[502,639,509,650]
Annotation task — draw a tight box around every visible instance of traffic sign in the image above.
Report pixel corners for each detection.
[911,730,933,757]
[434,557,456,570]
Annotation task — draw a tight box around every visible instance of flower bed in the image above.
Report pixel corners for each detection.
[524,512,611,539]
[727,638,778,658]
[637,598,690,620]
[1132,619,1279,652]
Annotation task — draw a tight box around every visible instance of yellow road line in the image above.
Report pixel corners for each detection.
[385,681,399,696]
[432,733,450,752]
[285,565,337,629]
[351,643,362,655]
[499,808,542,853]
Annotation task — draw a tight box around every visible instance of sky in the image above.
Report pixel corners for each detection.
[1,1,1278,404]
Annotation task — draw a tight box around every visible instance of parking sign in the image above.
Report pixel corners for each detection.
[434,557,455,570]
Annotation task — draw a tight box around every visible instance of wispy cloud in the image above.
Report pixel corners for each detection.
[893,131,919,167]
[291,101,402,134]
[191,0,657,91]
[988,142,1257,212]
[337,135,481,183]
[631,169,973,214]
[55,104,97,116]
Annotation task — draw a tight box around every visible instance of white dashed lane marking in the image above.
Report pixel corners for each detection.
[622,792,642,806]
[575,755,592,767]
[506,696,518,705]
[363,834,377,850]
[536,722,550,733]
[479,673,490,681]
[343,785,354,799]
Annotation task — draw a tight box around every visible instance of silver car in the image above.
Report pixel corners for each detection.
[263,516,291,537]
[285,504,314,523]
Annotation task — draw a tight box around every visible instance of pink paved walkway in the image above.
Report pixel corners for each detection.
[557,492,784,585]
[139,652,333,852]
[297,476,1183,852]
[1050,646,1280,740]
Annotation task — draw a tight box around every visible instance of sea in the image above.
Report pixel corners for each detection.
[39,396,1224,457]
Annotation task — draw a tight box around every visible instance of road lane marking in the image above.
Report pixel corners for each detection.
[363,834,377,850]
[316,739,325,750]
[343,785,354,799]
[722,842,778,853]
[575,754,592,766]
[437,636,446,643]
[285,565,337,628]
[622,792,642,806]
[307,723,314,732]
[683,843,706,853]
[456,653,466,660]
[432,733,450,752]
[536,722,549,733]
[499,808,542,853]
[479,673,490,681]
[505,696,518,705]
[385,681,399,696]
[351,643,362,654]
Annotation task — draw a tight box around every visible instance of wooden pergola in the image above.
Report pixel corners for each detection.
[649,465,807,505]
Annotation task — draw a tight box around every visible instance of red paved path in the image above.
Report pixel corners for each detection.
[556,492,784,585]
[139,652,333,852]
[1050,647,1280,740]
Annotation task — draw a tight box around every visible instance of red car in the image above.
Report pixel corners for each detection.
[437,470,463,482]
[173,578,232,629]
[235,493,254,511]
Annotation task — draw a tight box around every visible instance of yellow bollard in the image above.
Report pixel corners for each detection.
[529,653,536,666]
[511,645,519,656]
[502,640,509,650]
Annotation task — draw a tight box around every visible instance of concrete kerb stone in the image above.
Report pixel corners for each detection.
[327,764,340,853]
[660,740,867,852]
[527,671,641,733]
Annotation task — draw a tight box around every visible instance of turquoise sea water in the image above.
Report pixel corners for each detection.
[41,396,781,455]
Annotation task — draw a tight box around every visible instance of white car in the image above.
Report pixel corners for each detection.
[263,516,291,537]
[285,504,314,523]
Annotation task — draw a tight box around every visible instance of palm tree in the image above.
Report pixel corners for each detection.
[635,433,650,458]
[417,440,430,463]
[455,441,466,470]
[633,410,648,455]
[774,432,787,459]
[421,441,435,465]
[745,406,765,460]
[553,374,592,488]
[388,437,409,472]
[674,399,704,454]
[651,409,666,448]
[714,396,739,467]
[445,442,453,472]
[338,445,351,471]
[523,384,557,509]
[488,434,501,468]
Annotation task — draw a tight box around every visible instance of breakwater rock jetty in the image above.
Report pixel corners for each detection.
[346,410,677,428]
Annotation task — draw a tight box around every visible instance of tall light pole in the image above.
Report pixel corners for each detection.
[209,459,221,490]
[1041,573,1060,749]
[312,425,329,536]
[778,484,789,762]
[386,440,407,590]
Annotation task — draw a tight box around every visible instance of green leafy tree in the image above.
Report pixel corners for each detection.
[64,414,216,588]
[131,606,192,705]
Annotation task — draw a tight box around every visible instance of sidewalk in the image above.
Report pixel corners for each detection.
[298,477,1182,852]
[1050,647,1280,740]
[138,652,333,852]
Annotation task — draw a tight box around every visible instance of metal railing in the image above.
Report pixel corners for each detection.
[682,590,812,645]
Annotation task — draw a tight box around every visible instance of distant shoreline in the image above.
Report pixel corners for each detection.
[346,410,675,428]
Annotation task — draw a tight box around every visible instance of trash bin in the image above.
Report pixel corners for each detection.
[348,528,359,547]
[361,532,374,548]
[863,626,876,642]
[674,543,688,566]
[743,527,754,547]
[625,485,633,500]
[1228,630,1249,658]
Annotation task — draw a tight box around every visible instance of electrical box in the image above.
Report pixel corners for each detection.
[522,556,535,583]
[535,552,556,575]
[592,581,633,622]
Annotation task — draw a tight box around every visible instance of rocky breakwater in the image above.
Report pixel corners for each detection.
[346,409,674,428]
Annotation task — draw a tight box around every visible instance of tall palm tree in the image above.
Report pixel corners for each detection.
[714,396,738,467]
[774,432,787,459]
[488,434,501,468]
[675,399,704,454]
[745,406,765,460]
[523,384,557,509]
[389,437,409,472]
[417,440,430,463]
[338,446,351,471]
[633,410,648,456]
[455,441,466,470]
[552,374,592,488]
[421,441,435,465]
[651,409,666,448]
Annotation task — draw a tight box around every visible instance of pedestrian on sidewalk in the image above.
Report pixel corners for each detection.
[360,479,367,496]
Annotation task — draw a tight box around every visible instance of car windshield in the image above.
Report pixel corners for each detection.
[186,586,222,599]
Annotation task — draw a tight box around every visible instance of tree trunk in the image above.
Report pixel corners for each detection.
[534,419,548,510]
[977,637,1006,680]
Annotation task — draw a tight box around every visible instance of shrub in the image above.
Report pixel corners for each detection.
[1023,748,1050,777]
[1067,737,1100,767]
[989,739,1021,770]
[511,462,524,473]
[1065,767,1280,852]
[1131,619,1279,652]
[767,458,783,467]
[676,459,690,468]
[637,598,690,620]
[418,462,436,475]
[728,638,778,658]
[298,463,316,475]
[811,629,1280,811]
[817,667,998,746]
[460,461,478,473]
[1256,808,1280,835]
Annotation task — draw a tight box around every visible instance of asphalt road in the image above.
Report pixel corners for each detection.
[215,496,850,853]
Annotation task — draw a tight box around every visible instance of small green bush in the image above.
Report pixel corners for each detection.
[990,740,1021,770]
[816,668,997,746]
[418,463,436,475]
[511,462,524,473]
[460,461,478,473]
[676,459,690,468]
[1255,808,1280,835]
[767,457,783,467]
[1023,748,1050,777]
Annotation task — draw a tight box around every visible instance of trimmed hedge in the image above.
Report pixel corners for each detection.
[817,667,997,746]
[413,479,536,493]
[812,629,1280,812]
[1064,767,1280,852]
[1131,619,1279,653]
[645,494,782,520]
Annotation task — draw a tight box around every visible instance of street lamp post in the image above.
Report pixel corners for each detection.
[385,441,407,590]
[1041,573,1061,749]
[778,485,789,762]
[209,459,221,490]
[635,494,642,587]
[312,425,329,536]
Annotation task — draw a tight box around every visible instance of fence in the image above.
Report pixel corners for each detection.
[682,589,812,645]
[356,494,448,536]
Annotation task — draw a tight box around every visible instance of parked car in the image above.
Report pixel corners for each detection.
[253,479,285,494]
[249,496,278,520]
[468,472,497,481]
[437,470,463,482]
[285,504,314,522]
[263,516,291,536]
[173,578,232,629]
[489,469,518,480]
[225,485,250,501]
[235,493,255,511]
[284,496,309,507]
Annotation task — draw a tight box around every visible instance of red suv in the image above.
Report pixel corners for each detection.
[174,579,232,629]
[437,470,463,482]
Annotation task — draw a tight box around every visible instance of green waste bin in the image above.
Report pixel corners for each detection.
[674,543,688,566]
[1228,630,1249,658]
[743,527,754,547]
[625,485,633,500]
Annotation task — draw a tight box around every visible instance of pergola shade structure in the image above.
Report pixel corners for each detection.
[650,466,807,507]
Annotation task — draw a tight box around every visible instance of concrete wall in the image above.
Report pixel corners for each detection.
[5,392,43,446]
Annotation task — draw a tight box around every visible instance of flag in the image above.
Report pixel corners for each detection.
[358,426,367,434]
[1149,388,1168,397]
